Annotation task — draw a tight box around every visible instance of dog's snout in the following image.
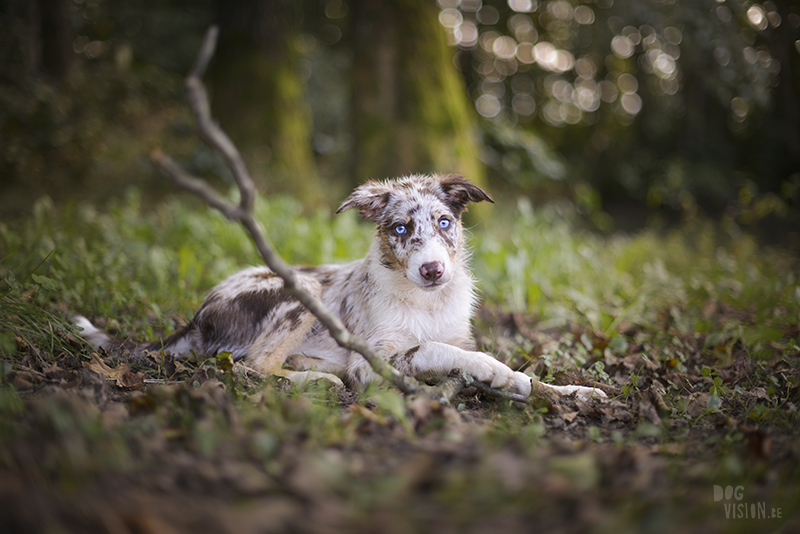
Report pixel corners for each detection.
[419,261,444,282]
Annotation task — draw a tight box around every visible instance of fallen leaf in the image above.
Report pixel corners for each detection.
[562,410,579,424]
[43,363,77,384]
[741,427,772,459]
[12,373,34,391]
[638,398,662,426]
[117,371,145,390]
[686,393,711,417]
[83,352,131,380]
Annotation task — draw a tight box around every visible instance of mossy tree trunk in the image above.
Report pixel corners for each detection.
[349,0,484,186]
[210,0,319,203]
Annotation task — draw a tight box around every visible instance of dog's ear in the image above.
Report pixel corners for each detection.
[336,180,393,222]
[439,174,493,214]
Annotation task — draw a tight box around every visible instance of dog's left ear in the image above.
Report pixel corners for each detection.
[336,180,393,222]
[439,174,494,214]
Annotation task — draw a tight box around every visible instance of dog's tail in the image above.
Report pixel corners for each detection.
[74,315,117,350]
[73,315,198,356]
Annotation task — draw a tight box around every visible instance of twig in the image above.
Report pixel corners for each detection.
[150,26,422,396]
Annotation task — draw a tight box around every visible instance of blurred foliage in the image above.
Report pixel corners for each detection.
[444,0,800,215]
[473,197,799,345]
[0,192,371,341]
[0,0,212,215]
[2,0,798,225]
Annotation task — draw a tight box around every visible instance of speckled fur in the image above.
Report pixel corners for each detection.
[76,174,606,399]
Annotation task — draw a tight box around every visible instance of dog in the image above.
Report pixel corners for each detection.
[76,174,605,400]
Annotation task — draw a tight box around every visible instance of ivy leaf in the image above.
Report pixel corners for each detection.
[31,274,58,292]
[707,395,722,411]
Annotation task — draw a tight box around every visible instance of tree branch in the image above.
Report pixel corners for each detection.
[150,26,545,407]
[151,26,422,396]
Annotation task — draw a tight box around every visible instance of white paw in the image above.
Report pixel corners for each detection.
[511,371,532,396]
[461,353,532,395]
[548,384,607,401]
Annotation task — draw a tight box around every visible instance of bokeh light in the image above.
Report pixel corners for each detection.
[437,0,787,133]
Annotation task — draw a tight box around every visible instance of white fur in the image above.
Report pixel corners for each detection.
[73,315,113,350]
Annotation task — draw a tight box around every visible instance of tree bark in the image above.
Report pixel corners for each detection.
[23,0,72,81]
[349,0,484,186]
[210,0,319,202]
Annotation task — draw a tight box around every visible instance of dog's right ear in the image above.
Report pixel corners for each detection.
[336,180,392,222]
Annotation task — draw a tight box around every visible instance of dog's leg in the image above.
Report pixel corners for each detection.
[379,343,607,400]
[245,277,344,387]
[386,342,533,396]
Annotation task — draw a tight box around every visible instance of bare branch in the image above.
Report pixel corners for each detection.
[151,26,423,396]
[189,25,219,80]
[150,26,554,405]
[150,148,240,220]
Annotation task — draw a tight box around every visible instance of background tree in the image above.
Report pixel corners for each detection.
[446,0,800,219]
[0,0,798,231]
[30,0,73,81]
[209,0,320,202]
[349,0,484,185]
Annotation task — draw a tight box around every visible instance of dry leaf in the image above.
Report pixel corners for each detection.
[117,371,146,390]
[562,411,579,424]
[638,398,662,426]
[83,352,132,380]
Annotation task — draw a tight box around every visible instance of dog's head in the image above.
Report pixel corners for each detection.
[337,174,493,290]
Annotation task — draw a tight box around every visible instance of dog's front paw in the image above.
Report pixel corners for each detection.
[511,371,532,396]
[459,352,516,391]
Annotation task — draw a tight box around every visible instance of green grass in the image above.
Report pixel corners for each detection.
[0,190,372,343]
[1,189,798,366]
[473,197,799,362]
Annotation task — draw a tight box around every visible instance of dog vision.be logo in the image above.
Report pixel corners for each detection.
[713,485,782,519]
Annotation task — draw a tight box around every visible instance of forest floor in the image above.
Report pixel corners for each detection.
[1,304,798,534]
[1,193,799,533]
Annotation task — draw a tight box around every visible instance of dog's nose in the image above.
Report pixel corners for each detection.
[419,261,444,281]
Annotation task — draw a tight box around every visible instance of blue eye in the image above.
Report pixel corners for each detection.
[394,224,407,235]
[439,218,451,229]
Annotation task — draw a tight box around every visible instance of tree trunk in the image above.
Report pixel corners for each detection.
[350,0,484,186]
[773,0,800,173]
[22,0,72,81]
[210,0,319,202]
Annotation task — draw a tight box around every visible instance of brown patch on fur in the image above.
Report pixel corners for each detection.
[389,345,421,373]
[378,230,406,272]
[195,289,297,355]
[251,270,279,280]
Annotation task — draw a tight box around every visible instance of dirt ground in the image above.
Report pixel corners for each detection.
[1,307,798,534]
